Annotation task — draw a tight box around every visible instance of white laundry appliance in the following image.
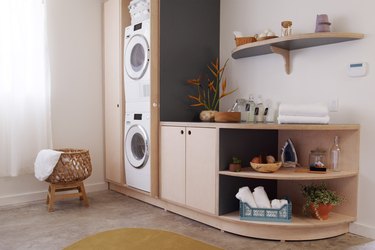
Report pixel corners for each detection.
[124,19,150,113]
[124,112,151,192]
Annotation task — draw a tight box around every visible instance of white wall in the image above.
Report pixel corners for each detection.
[0,0,106,206]
[221,0,375,239]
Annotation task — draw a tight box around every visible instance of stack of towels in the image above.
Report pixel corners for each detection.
[277,103,330,124]
[128,0,150,25]
[235,186,288,209]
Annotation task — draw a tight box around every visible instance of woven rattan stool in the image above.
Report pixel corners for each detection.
[45,149,92,212]
[47,181,89,212]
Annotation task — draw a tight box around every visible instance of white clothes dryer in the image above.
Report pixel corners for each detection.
[124,112,151,192]
[124,19,150,106]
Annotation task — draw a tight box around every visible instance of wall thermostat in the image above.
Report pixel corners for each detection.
[348,62,367,77]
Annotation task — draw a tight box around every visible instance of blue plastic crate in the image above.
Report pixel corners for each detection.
[239,200,292,223]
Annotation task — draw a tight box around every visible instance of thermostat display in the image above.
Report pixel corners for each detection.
[348,62,367,77]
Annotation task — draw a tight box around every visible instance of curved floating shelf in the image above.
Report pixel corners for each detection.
[219,167,358,180]
[231,32,364,74]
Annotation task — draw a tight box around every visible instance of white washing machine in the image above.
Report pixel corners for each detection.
[124,112,151,192]
[124,19,150,108]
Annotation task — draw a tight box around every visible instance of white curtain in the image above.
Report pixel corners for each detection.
[0,0,51,177]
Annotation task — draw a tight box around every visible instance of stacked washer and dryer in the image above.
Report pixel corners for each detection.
[123,2,151,192]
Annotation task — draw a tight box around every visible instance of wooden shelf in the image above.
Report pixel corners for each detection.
[219,167,358,180]
[220,211,355,240]
[231,32,364,74]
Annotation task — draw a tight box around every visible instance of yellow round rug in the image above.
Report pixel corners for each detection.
[64,228,222,250]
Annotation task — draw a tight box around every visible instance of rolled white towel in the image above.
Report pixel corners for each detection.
[277,115,330,124]
[271,199,282,209]
[235,186,257,208]
[34,149,62,181]
[253,186,271,209]
[280,199,289,207]
[279,103,329,117]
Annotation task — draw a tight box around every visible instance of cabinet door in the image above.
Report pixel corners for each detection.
[104,0,124,184]
[160,126,186,204]
[186,127,216,214]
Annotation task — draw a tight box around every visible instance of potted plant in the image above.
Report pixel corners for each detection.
[301,183,342,220]
[187,58,237,122]
[229,157,242,172]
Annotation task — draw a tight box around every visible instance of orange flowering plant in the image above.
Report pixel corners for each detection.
[187,58,237,110]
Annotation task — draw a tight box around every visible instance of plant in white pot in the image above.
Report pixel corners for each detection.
[301,183,342,220]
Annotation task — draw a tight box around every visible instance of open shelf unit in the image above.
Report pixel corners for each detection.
[217,123,359,240]
[231,32,364,74]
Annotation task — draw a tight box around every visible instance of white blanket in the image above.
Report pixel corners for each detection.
[34,149,62,181]
[277,115,330,124]
[279,103,328,117]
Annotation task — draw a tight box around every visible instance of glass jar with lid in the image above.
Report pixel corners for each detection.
[309,150,326,168]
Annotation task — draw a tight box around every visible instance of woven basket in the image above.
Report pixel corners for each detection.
[46,149,92,184]
[235,36,256,46]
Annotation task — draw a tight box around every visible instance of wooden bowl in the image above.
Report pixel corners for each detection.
[250,162,282,173]
[214,112,241,123]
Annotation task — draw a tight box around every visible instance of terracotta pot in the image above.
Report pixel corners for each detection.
[310,203,333,220]
[200,110,217,122]
[229,163,241,172]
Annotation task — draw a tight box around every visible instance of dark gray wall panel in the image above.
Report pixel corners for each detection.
[160,0,220,121]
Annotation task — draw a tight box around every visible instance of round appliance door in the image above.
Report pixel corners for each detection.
[124,34,149,80]
[125,124,149,169]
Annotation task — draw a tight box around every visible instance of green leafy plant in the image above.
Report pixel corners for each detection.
[301,183,342,215]
[187,58,237,110]
[232,157,242,164]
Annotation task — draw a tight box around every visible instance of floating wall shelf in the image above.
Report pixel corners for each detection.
[231,32,364,74]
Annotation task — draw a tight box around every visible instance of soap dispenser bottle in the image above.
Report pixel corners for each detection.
[246,95,256,123]
[254,96,264,123]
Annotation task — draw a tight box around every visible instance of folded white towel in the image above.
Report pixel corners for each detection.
[277,115,330,124]
[235,186,257,208]
[279,103,329,117]
[34,149,62,181]
[253,186,271,209]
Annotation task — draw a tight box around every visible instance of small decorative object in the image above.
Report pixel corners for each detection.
[187,59,237,122]
[301,183,342,220]
[229,157,242,172]
[281,138,298,167]
[233,31,257,46]
[309,149,327,172]
[199,110,217,122]
[329,136,341,172]
[256,29,278,41]
[266,155,276,163]
[315,14,331,32]
[281,20,292,36]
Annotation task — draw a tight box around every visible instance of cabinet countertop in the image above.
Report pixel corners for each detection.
[160,122,359,131]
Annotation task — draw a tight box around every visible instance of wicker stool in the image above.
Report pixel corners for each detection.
[45,149,92,212]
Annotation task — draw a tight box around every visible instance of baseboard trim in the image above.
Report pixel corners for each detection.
[0,182,108,207]
[350,222,375,239]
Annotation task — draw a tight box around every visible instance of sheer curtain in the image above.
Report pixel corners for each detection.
[0,0,51,177]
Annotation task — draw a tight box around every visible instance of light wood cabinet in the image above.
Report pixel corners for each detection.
[103,0,126,184]
[159,122,359,241]
[160,125,217,214]
[160,126,186,204]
